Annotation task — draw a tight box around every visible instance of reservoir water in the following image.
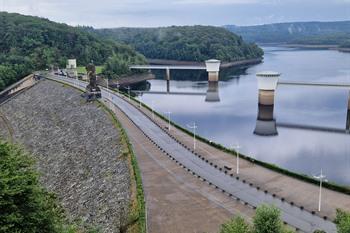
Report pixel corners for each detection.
[135,47,350,186]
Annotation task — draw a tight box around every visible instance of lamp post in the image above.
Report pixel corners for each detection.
[126,86,131,101]
[165,111,172,131]
[139,95,142,109]
[106,77,111,99]
[151,100,155,120]
[234,143,241,174]
[187,122,197,150]
[75,69,78,87]
[313,169,327,212]
[116,81,120,93]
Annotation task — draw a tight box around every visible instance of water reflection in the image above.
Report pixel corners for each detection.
[254,104,278,136]
[205,81,220,102]
[134,78,220,102]
[135,47,350,185]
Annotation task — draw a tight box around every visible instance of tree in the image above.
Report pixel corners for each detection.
[0,140,72,233]
[253,205,284,233]
[219,216,252,233]
[0,12,146,90]
[92,26,264,62]
[335,209,350,233]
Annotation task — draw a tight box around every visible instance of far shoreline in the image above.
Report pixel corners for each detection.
[259,43,350,53]
[147,58,263,69]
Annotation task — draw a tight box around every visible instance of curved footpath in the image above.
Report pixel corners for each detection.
[47,74,350,233]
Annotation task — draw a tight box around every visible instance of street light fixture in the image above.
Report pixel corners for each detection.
[165,111,172,131]
[234,143,241,175]
[313,169,327,212]
[187,122,197,150]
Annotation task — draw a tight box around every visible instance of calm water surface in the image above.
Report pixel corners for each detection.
[135,47,350,186]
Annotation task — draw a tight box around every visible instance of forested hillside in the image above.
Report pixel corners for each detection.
[0,12,146,91]
[93,26,264,62]
[225,21,350,47]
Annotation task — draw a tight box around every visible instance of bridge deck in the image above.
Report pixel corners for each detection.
[132,90,206,96]
[278,81,350,88]
[130,65,206,70]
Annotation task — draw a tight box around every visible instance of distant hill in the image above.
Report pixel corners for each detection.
[91,26,264,62]
[0,12,146,90]
[224,21,350,47]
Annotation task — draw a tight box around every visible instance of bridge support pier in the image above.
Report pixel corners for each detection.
[166,68,170,81]
[166,80,170,93]
[165,68,170,93]
[205,59,221,82]
[256,71,280,106]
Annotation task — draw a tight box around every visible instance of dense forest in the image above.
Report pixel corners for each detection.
[92,26,264,62]
[225,21,350,47]
[0,12,146,91]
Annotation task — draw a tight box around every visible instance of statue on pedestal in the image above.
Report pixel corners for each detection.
[85,63,101,100]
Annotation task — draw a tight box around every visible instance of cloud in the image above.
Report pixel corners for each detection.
[173,0,259,5]
[1,0,349,27]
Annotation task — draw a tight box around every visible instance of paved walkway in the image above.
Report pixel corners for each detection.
[47,75,350,232]
[107,99,255,233]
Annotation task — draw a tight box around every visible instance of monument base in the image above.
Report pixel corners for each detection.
[85,85,101,101]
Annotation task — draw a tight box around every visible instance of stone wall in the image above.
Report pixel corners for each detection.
[0,79,131,233]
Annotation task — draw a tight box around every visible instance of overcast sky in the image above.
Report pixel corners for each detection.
[1,0,349,28]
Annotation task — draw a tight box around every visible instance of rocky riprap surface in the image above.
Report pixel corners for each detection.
[0,80,131,233]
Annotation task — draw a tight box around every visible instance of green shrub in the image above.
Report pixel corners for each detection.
[219,216,252,233]
[253,205,284,233]
[335,209,350,233]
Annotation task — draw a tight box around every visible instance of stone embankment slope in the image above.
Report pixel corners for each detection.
[0,80,131,233]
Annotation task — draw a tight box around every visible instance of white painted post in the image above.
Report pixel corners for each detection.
[313,169,327,212]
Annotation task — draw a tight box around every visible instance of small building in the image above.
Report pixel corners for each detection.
[66,59,77,69]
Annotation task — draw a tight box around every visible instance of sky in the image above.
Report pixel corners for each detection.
[0,0,349,28]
